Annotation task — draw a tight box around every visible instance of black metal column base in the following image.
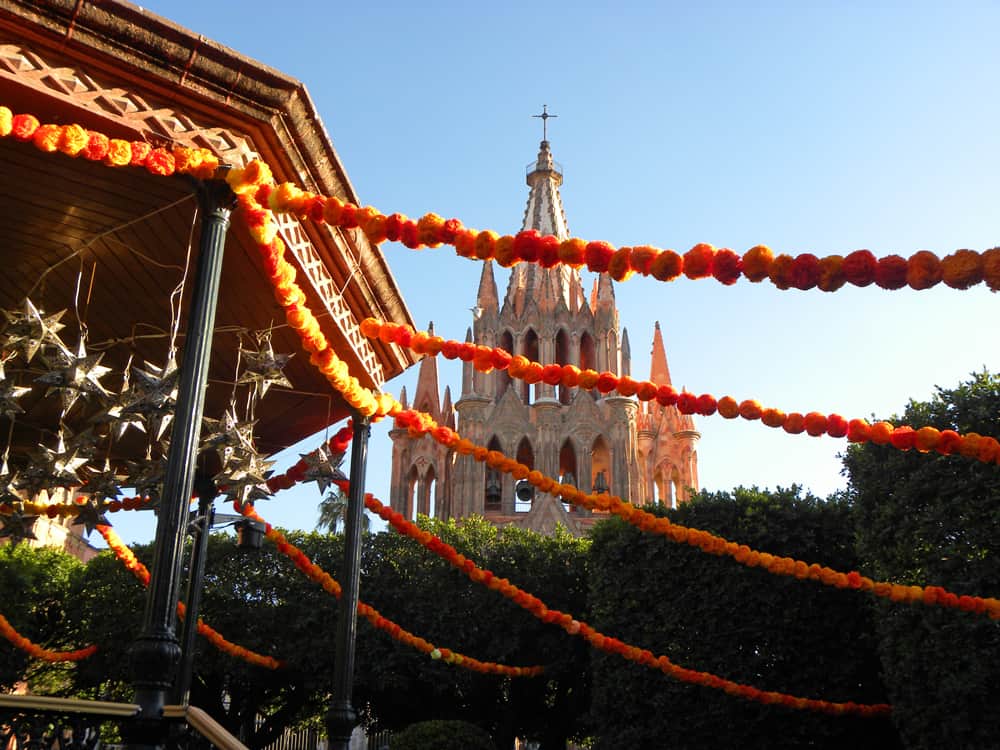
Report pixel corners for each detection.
[326,701,358,749]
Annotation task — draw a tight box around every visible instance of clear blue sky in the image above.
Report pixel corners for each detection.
[106,1,1000,544]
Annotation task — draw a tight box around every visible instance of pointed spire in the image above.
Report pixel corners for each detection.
[522,139,569,239]
[594,273,615,309]
[399,385,409,410]
[413,321,441,418]
[442,386,455,429]
[649,321,673,386]
[621,328,631,377]
[461,327,475,397]
[476,260,499,315]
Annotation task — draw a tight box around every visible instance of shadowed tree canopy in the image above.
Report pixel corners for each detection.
[844,370,1000,750]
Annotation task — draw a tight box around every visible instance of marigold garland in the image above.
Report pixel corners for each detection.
[5,106,997,293]
[97,525,283,669]
[0,105,219,179]
[236,503,543,677]
[360,318,1000,468]
[0,495,154,523]
[0,612,97,662]
[392,407,1000,621]
[351,486,889,717]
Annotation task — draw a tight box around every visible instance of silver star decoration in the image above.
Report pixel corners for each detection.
[0,300,69,363]
[121,357,179,441]
[125,451,168,506]
[0,511,38,543]
[80,458,123,505]
[16,431,91,495]
[216,452,274,504]
[35,339,112,416]
[71,499,110,537]
[0,381,32,419]
[237,333,293,398]
[91,356,145,439]
[300,445,347,494]
[200,409,257,467]
[0,459,22,505]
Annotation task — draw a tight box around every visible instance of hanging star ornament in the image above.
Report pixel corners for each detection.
[121,357,179,441]
[79,458,123,505]
[125,450,168,507]
[0,510,39,543]
[216,451,274,504]
[299,445,347,494]
[70,498,110,537]
[0,299,70,363]
[237,333,293,399]
[35,338,112,416]
[200,409,257,467]
[15,430,91,496]
[0,381,32,419]
[0,458,22,505]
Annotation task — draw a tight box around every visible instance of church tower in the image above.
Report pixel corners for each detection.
[389,126,700,533]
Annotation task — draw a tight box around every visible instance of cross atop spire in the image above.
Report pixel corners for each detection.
[532,104,558,142]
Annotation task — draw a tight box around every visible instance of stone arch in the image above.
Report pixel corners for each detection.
[521,328,539,404]
[580,331,596,374]
[485,435,503,511]
[555,328,571,404]
[559,437,578,512]
[422,464,437,518]
[653,461,673,508]
[606,330,618,375]
[591,435,611,496]
[405,464,419,520]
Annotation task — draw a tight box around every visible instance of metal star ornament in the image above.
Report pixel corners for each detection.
[71,499,110,537]
[299,445,347,494]
[0,510,39,543]
[216,452,274,504]
[237,333,293,398]
[0,459,22,505]
[0,380,32,419]
[79,458,123,504]
[16,431,91,495]
[0,299,69,363]
[201,409,257,466]
[35,339,112,416]
[122,357,179,441]
[125,450,168,506]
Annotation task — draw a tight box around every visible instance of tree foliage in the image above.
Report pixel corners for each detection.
[586,487,900,750]
[390,719,496,750]
[0,542,85,692]
[843,370,1000,750]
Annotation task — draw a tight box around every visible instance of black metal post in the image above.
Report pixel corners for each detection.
[127,180,234,748]
[172,478,216,706]
[326,415,371,749]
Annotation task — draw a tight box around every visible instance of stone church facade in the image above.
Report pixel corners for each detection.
[389,138,700,535]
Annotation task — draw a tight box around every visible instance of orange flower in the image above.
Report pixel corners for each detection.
[936,430,962,455]
[712,248,742,285]
[655,384,678,406]
[523,362,544,384]
[940,249,983,289]
[826,413,848,438]
[980,247,1000,291]
[683,243,715,279]
[32,123,61,152]
[804,412,828,436]
[842,249,877,286]
[696,393,717,416]
[869,421,894,444]
[616,375,639,396]
[630,245,659,275]
[558,237,587,268]
[577,369,599,390]
[417,213,445,247]
[494,235,517,267]
[11,113,39,141]
[541,364,564,385]
[596,371,618,393]
[473,229,499,261]
[889,426,916,450]
[790,253,820,290]
[846,419,871,443]
[738,399,762,420]
[914,426,940,452]
[783,413,805,434]
[741,245,773,282]
[80,131,110,161]
[817,255,846,292]
[537,234,561,268]
[649,249,683,282]
[760,408,786,428]
[676,391,697,414]
[768,254,795,290]
[635,380,657,401]
[717,396,739,419]
[104,138,132,166]
[561,364,581,388]
[607,247,634,281]
[513,230,542,263]
[56,123,88,156]
[0,106,11,136]
[875,254,908,290]
[585,240,616,273]
[145,147,176,176]
[906,250,942,290]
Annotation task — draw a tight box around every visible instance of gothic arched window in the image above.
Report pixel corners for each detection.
[555,328,571,405]
[521,329,539,404]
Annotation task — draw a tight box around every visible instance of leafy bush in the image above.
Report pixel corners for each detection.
[391,719,496,750]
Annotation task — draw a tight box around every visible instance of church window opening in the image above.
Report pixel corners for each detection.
[498,330,515,399]
[606,331,618,375]
[521,329,539,404]
[515,437,535,512]
[591,436,611,512]
[559,438,577,512]
[405,465,419,521]
[423,465,436,518]
[579,331,596,376]
[555,328,571,404]
[485,436,503,511]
